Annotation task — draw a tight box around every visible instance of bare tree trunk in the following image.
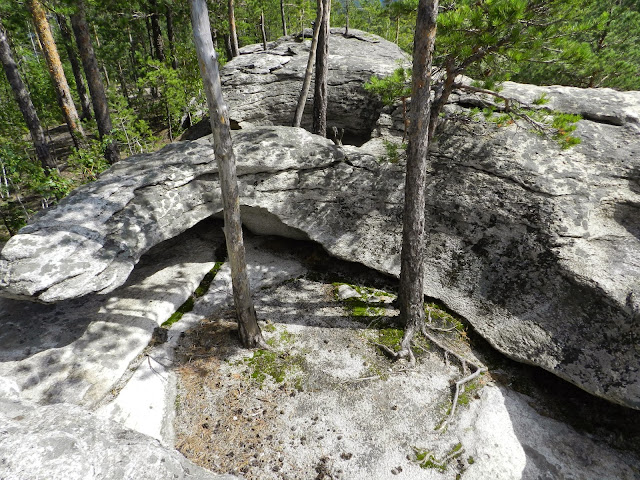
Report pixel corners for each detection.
[312,0,330,137]
[397,0,439,362]
[345,0,349,35]
[0,20,56,170]
[145,15,154,58]
[56,14,92,121]
[149,0,165,62]
[165,6,178,69]
[71,0,120,164]
[228,0,239,58]
[189,0,266,349]
[260,10,267,50]
[280,0,287,36]
[28,0,85,148]
[292,0,323,127]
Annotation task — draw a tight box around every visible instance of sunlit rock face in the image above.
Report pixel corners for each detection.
[0,32,639,411]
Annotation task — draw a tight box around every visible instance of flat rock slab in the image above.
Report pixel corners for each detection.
[0,220,224,406]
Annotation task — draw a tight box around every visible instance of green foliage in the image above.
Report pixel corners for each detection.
[364,67,411,106]
[67,139,111,183]
[382,140,405,163]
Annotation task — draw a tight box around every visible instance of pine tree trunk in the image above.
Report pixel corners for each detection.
[280,0,287,36]
[0,20,56,170]
[28,0,85,148]
[149,0,165,62]
[312,0,330,137]
[56,14,92,121]
[292,0,323,127]
[166,7,178,69]
[398,0,439,336]
[189,0,266,349]
[228,0,239,58]
[260,11,267,50]
[71,0,120,164]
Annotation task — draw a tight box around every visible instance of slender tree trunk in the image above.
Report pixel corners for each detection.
[345,0,349,35]
[117,61,131,107]
[56,14,92,121]
[149,0,165,62]
[280,0,287,36]
[397,0,439,359]
[0,20,56,170]
[145,15,154,58]
[224,33,233,61]
[228,0,239,58]
[292,0,323,127]
[71,0,120,164]
[260,10,267,50]
[165,7,178,69]
[312,0,330,137]
[189,0,266,349]
[28,0,85,148]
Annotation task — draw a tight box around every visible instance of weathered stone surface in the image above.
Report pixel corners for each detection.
[0,221,222,407]
[1,81,639,409]
[188,29,409,143]
[0,380,237,480]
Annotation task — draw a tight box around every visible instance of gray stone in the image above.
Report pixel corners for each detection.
[0,382,237,480]
[188,29,409,143]
[1,51,639,409]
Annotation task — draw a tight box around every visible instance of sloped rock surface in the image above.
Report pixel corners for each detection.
[0,378,237,480]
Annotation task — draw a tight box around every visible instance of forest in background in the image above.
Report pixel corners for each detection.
[0,0,639,240]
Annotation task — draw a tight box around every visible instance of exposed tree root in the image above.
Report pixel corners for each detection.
[376,310,487,430]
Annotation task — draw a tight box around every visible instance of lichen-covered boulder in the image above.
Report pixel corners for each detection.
[1,77,639,409]
[188,28,409,144]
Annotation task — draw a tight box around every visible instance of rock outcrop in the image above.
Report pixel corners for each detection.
[1,31,639,410]
[182,28,409,144]
[0,378,236,480]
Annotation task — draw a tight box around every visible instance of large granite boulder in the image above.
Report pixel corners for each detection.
[1,51,639,409]
[183,29,409,144]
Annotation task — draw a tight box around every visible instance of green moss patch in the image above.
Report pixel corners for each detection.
[241,349,306,389]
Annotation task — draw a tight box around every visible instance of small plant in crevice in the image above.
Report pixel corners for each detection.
[411,442,465,473]
[162,262,224,327]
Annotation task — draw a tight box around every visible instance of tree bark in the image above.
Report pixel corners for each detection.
[149,0,165,62]
[397,0,439,357]
[228,0,239,58]
[71,0,120,164]
[312,0,330,137]
[260,10,267,50]
[189,0,266,349]
[280,0,287,36]
[28,0,85,148]
[56,13,92,121]
[165,6,178,69]
[292,0,323,127]
[0,20,56,170]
